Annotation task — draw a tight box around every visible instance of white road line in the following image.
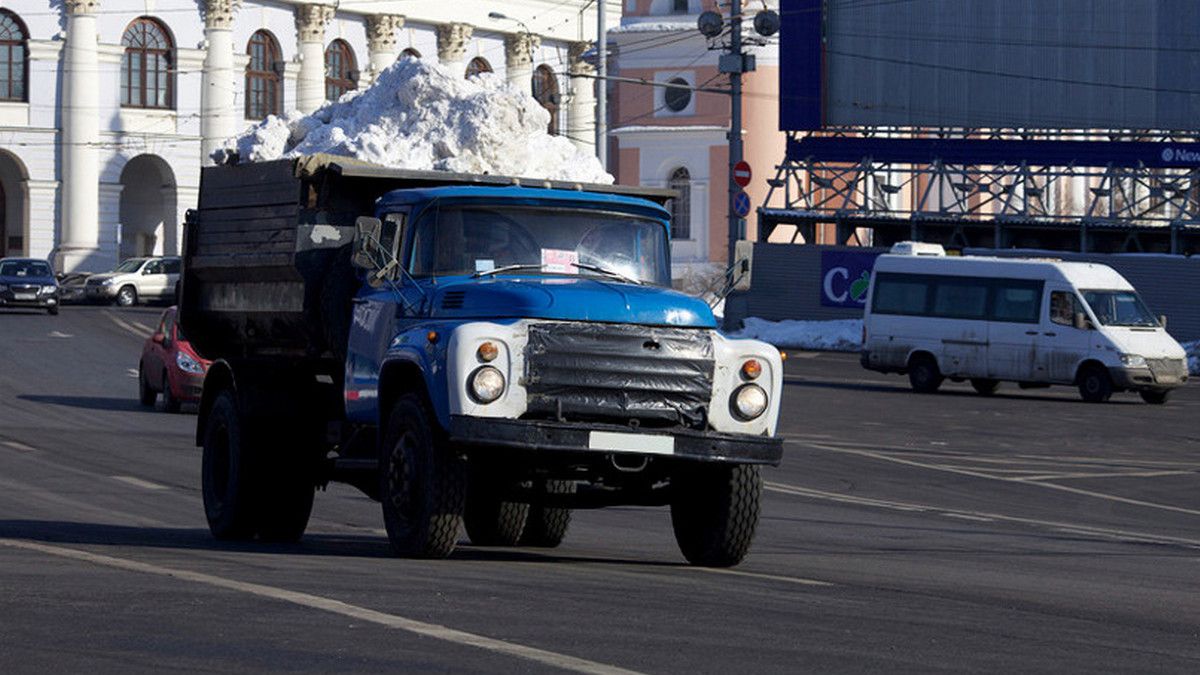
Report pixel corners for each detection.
[765,479,1200,549]
[111,475,169,491]
[797,440,1200,519]
[941,513,995,523]
[687,566,833,587]
[0,538,644,675]
[1017,470,1194,482]
[2,440,37,453]
[102,310,153,339]
[48,331,73,339]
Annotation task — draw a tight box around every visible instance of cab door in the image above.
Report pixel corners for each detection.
[1033,287,1093,383]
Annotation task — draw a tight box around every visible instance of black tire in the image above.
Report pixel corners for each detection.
[1140,390,1170,405]
[970,378,1000,396]
[907,354,944,393]
[519,480,574,548]
[254,439,316,543]
[201,391,258,540]
[116,285,138,307]
[670,463,761,567]
[380,394,467,558]
[138,364,156,407]
[1077,365,1113,403]
[161,372,181,413]
[464,474,529,546]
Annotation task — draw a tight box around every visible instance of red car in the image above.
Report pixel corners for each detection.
[139,306,211,412]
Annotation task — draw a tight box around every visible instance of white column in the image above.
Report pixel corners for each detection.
[436,23,472,69]
[59,0,101,273]
[366,14,404,81]
[296,4,334,114]
[201,0,240,160]
[568,42,597,157]
[504,33,539,88]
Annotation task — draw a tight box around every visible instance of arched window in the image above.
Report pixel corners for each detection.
[672,0,690,14]
[465,57,492,79]
[245,30,282,120]
[121,18,173,109]
[532,65,559,135]
[0,11,27,102]
[668,167,691,240]
[401,47,421,59]
[325,39,357,101]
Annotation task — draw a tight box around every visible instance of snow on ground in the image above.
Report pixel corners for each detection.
[215,58,612,184]
[727,317,862,352]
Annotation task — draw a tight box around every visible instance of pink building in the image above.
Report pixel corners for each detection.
[609,1,782,281]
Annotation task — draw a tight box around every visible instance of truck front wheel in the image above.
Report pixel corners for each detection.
[670,463,761,567]
[519,480,574,548]
[380,394,467,558]
[201,391,258,540]
[464,475,529,546]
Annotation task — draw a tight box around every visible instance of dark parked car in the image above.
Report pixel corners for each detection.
[0,258,60,315]
[138,306,211,412]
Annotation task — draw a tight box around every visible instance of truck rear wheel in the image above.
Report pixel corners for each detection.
[380,394,467,558]
[519,480,574,548]
[464,476,529,546]
[670,463,761,567]
[255,447,316,543]
[201,391,258,540]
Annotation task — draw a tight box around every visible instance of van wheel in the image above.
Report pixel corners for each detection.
[1140,390,1170,405]
[907,354,943,393]
[970,378,999,396]
[116,285,138,307]
[1077,365,1113,403]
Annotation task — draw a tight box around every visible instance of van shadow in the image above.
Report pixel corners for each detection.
[0,520,675,567]
[782,377,1143,405]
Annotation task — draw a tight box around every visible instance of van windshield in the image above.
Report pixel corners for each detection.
[407,205,670,286]
[1081,290,1159,327]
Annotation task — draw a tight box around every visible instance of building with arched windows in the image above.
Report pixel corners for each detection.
[0,1,613,272]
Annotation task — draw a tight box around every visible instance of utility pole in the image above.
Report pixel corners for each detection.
[596,0,608,169]
[725,0,744,267]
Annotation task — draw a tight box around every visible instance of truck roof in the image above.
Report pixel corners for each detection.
[875,254,1134,289]
[375,185,671,219]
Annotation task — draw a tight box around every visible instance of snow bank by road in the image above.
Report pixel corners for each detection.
[727,317,862,352]
[216,58,612,184]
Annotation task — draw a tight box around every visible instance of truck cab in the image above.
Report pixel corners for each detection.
[183,157,783,567]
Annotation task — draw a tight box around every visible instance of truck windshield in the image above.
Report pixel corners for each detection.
[1081,290,1159,327]
[407,205,670,286]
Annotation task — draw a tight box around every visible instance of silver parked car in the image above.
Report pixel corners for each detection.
[84,256,181,307]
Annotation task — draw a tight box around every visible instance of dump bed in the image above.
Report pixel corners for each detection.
[180,155,674,363]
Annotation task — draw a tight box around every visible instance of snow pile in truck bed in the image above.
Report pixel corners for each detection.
[215,58,612,184]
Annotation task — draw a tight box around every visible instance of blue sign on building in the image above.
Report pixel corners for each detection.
[820,250,881,308]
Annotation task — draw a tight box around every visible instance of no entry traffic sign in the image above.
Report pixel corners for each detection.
[733,190,752,217]
[733,160,752,187]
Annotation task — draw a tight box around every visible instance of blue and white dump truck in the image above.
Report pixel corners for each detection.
[180,155,783,566]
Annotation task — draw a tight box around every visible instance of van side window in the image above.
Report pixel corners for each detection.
[992,281,1043,323]
[872,273,929,315]
[930,278,988,320]
[1049,291,1079,326]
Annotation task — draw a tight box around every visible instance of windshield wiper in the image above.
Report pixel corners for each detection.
[471,263,547,279]
[571,262,643,285]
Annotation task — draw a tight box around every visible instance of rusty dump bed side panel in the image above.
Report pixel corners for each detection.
[180,155,676,364]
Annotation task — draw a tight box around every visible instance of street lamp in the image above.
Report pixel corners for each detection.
[487,11,531,38]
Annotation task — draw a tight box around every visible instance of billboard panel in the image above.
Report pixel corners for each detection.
[780,0,1200,132]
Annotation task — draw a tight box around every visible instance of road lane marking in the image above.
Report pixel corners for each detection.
[102,311,154,339]
[795,440,1200,519]
[2,440,37,454]
[687,566,833,587]
[127,368,139,378]
[111,475,169,491]
[765,479,1200,549]
[1017,470,1194,482]
[0,538,644,675]
[48,331,73,339]
[941,513,995,523]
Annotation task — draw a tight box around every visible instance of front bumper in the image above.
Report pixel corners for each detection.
[1108,364,1188,391]
[0,292,58,309]
[449,415,783,466]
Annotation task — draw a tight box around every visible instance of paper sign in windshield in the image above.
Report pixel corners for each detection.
[541,249,579,274]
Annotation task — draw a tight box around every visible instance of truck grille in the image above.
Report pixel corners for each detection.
[524,322,714,428]
[1147,358,1188,383]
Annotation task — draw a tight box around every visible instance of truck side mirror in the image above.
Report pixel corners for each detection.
[1158,314,1167,329]
[1073,312,1090,331]
[352,216,382,271]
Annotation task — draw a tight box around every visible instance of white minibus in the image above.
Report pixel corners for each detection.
[861,248,1189,403]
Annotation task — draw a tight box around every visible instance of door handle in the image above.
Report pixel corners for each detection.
[1043,332,1057,337]
[1024,330,1038,336]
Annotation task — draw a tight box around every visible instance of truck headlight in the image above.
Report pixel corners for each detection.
[469,366,505,404]
[732,384,767,420]
[1120,354,1147,368]
[176,351,205,374]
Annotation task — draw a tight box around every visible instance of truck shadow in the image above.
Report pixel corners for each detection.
[18,394,148,413]
[0,520,674,567]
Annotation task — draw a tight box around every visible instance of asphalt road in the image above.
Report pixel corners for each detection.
[1,305,1197,673]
